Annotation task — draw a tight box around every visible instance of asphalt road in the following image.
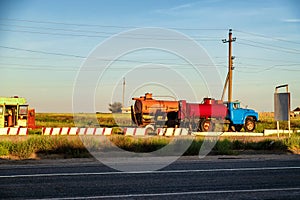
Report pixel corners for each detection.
[1,155,300,199]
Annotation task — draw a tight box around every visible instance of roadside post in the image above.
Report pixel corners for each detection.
[274,84,291,138]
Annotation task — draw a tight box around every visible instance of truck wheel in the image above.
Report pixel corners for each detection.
[188,121,198,132]
[200,120,213,132]
[228,124,242,132]
[145,127,155,135]
[165,120,176,128]
[234,125,243,132]
[228,124,235,132]
[145,125,155,135]
[244,117,255,132]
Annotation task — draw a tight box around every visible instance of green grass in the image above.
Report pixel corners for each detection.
[1,112,299,160]
[0,136,90,159]
[256,112,300,133]
[36,113,132,127]
[214,139,237,155]
[1,135,300,160]
[107,135,170,153]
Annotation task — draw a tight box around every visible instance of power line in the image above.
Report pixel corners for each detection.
[235,56,300,64]
[235,64,300,73]
[0,45,85,58]
[0,18,228,31]
[3,24,300,54]
[2,18,300,44]
[235,41,300,55]
[0,28,220,41]
[0,55,82,61]
[0,18,138,29]
[0,23,223,40]
[234,29,300,45]
[0,23,115,35]
[1,54,298,65]
[0,62,227,71]
[0,46,226,66]
[1,18,300,55]
[1,29,299,55]
[1,44,299,73]
[238,38,300,53]
[235,62,300,68]
[1,18,299,43]
[0,28,110,38]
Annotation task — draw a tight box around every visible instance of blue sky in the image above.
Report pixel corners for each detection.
[0,0,299,112]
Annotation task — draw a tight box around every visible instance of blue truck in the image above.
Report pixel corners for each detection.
[225,101,259,132]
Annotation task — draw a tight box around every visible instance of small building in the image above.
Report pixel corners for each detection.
[292,107,300,117]
[121,107,131,114]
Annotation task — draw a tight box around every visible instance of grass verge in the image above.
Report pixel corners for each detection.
[0,136,90,159]
[0,135,300,160]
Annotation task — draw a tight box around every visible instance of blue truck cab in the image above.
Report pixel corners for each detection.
[225,101,259,132]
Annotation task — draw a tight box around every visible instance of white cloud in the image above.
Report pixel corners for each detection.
[169,3,192,11]
[282,18,300,23]
[154,2,198,15]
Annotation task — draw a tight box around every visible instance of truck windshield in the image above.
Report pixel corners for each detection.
[19,105,28,115]
[233,103,240,109]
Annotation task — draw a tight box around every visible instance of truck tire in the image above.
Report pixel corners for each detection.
[165,120,176,128]
[235,125,243,132]
[145,125,155,135]
[228,123,243,132]
[244,117,255,132]
[200,119,213,132]
[189,122,198,132]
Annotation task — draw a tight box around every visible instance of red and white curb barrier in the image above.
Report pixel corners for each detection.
[0,127,271,137]
[124,128,149,136]
[0,128,28,135]
[42,127,190,136]
[42,127,112,136]
[123,127,189,136]
[157,128,189,136]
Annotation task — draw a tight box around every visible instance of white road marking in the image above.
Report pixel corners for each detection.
[1,166,300,178]
[35,187,300,199]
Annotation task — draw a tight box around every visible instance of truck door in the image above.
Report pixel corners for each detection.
[5,106,17,127]
[18,105,29,127]
[28,109,35,128]
[0,105,4,128]
[229,102,244,125]
[131,100,143,125]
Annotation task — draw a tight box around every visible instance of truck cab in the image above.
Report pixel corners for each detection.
[0,97,35,128]
[225,101,259,132]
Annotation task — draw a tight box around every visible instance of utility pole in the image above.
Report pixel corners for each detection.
[122,77,125,108]
[222,29,236,102]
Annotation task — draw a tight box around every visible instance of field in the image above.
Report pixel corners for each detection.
[35,113,132,128]
[0,112,300,160]
[35,112,300,133]
[256,112,300,133]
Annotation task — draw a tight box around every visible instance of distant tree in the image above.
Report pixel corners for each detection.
[108,102,122,113]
